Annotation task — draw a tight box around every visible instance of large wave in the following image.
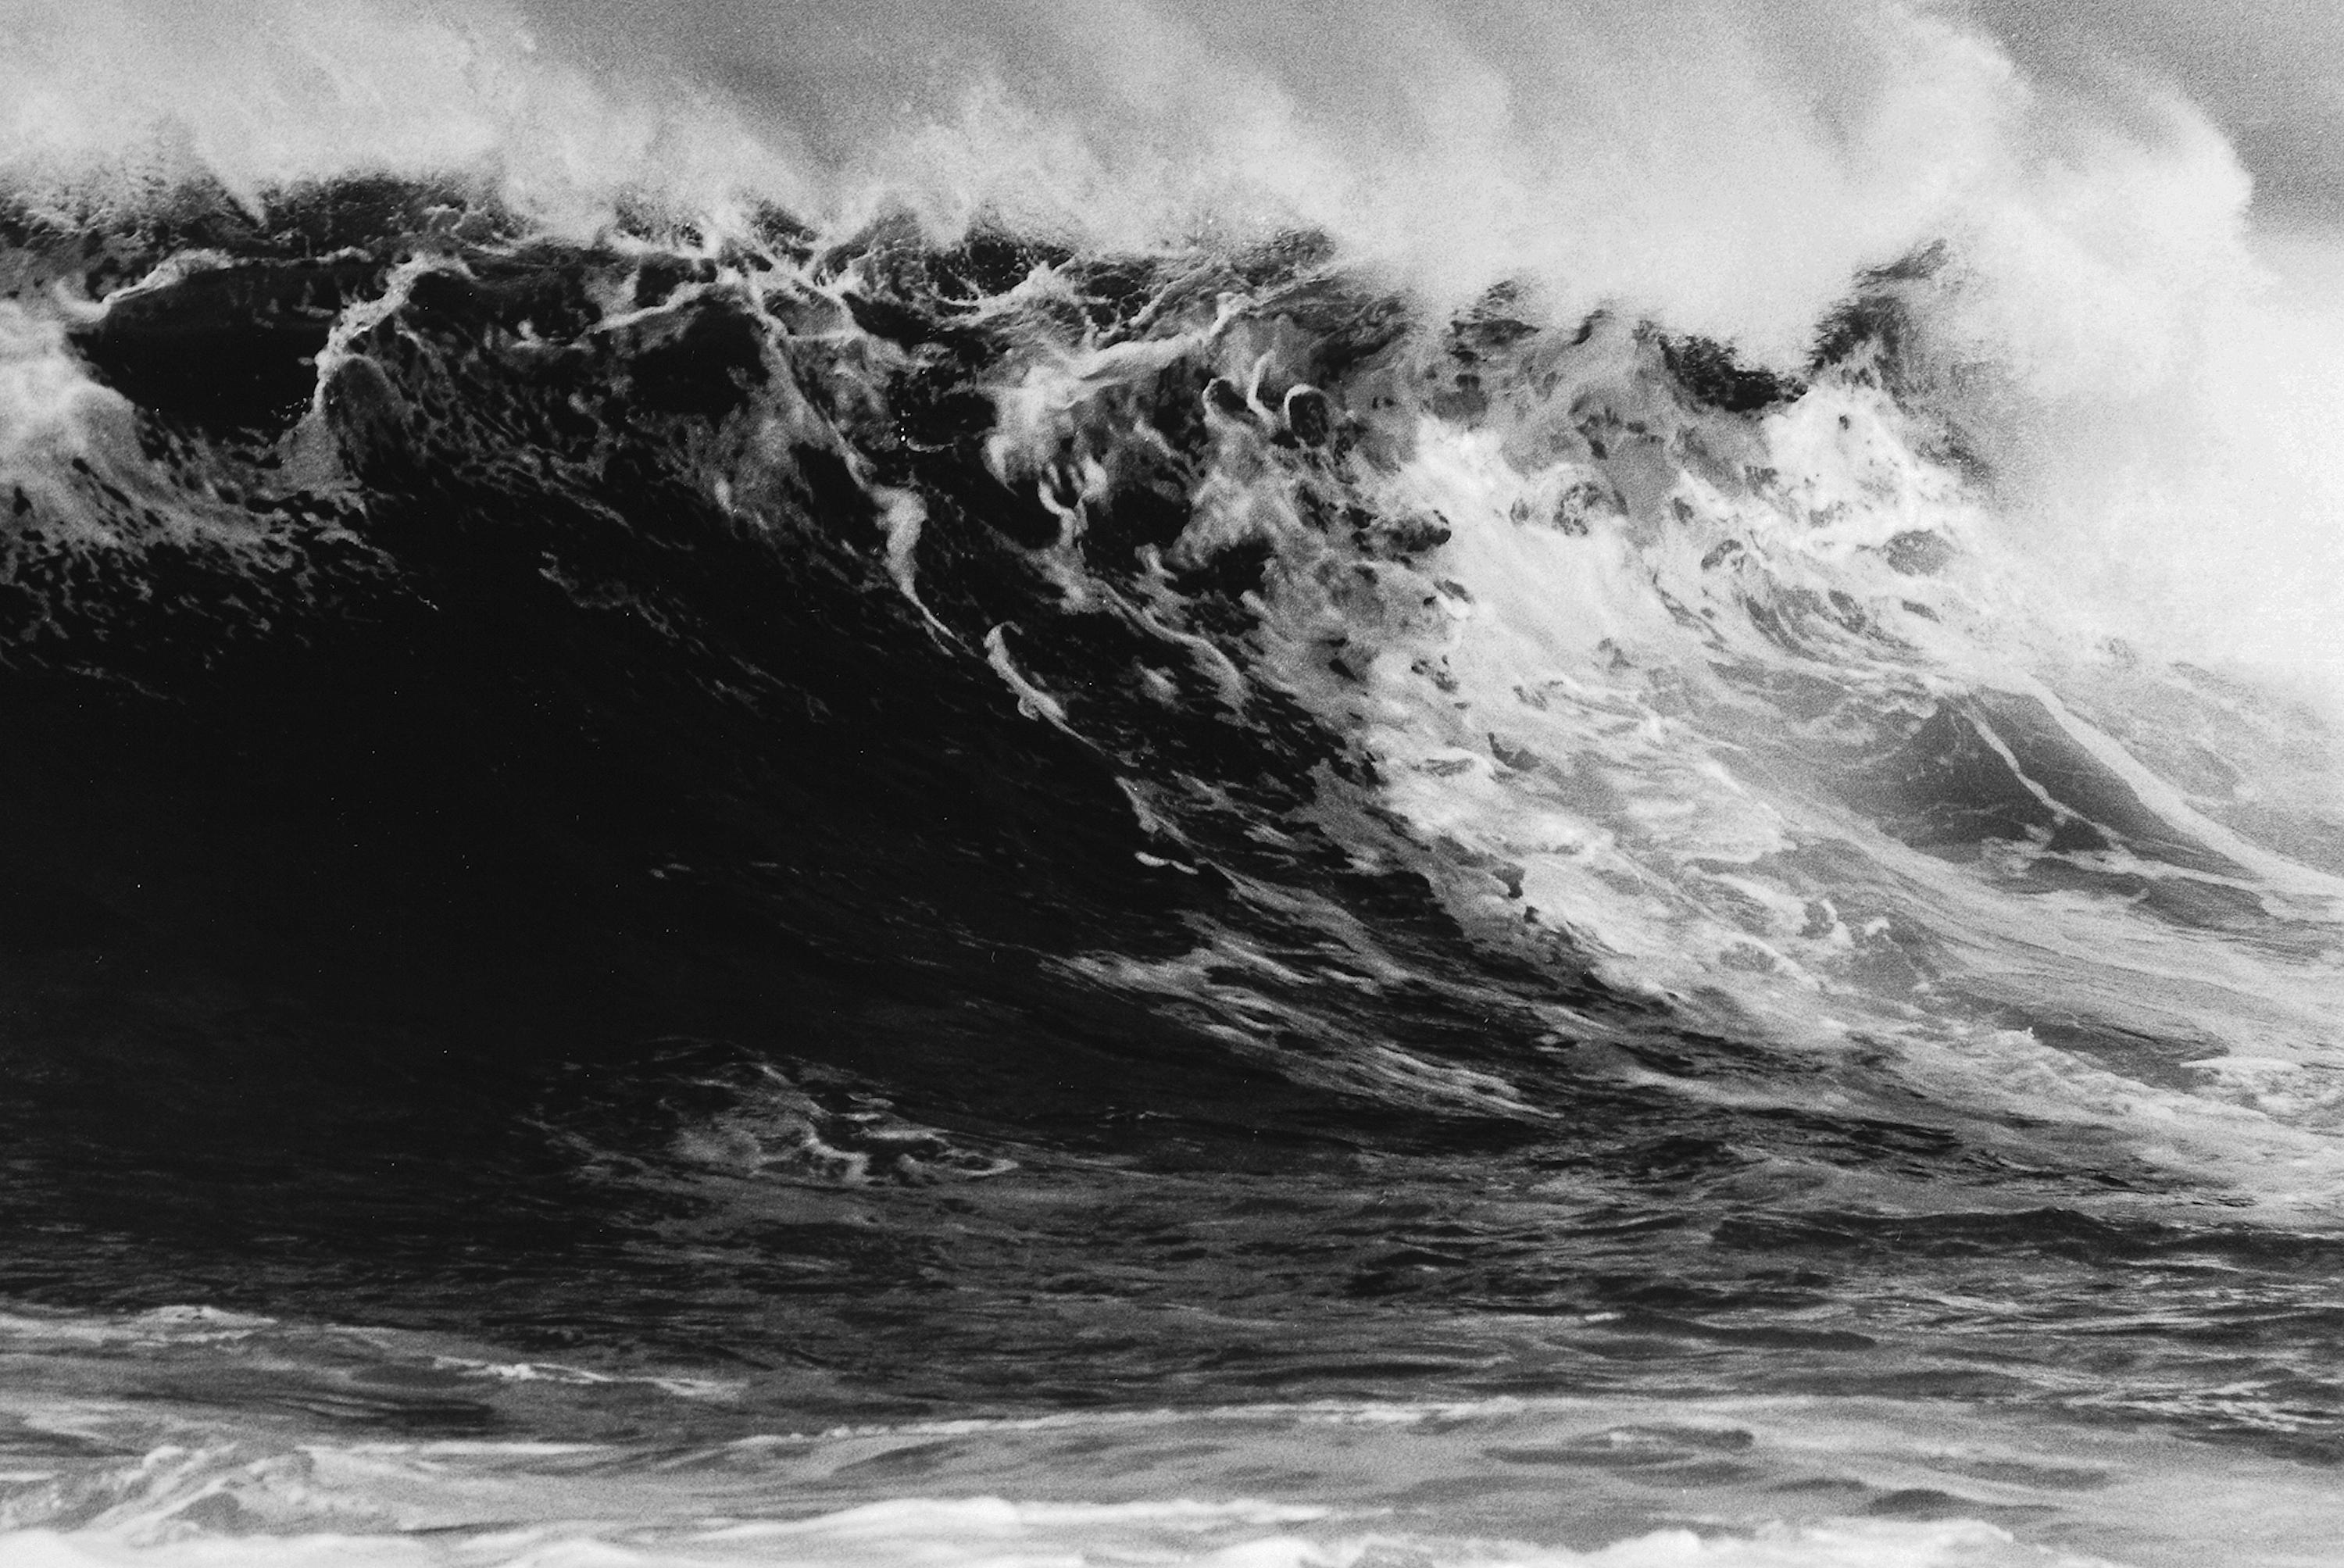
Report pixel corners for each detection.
[8,2,2344,1563]
[10,159,2342,1195]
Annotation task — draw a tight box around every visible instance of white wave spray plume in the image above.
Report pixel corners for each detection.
[5,0,2344,692]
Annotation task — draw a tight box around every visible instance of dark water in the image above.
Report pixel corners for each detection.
[4,174,2344,1566]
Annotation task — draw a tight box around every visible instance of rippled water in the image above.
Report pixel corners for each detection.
[9,6,2344,1559]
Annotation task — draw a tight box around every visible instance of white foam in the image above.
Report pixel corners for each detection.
[0,1515,2121,1568]
[14,1388,2318,1566]
[942,276,2344,1211]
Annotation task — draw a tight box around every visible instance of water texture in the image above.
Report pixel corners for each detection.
[5,4,2344,1563]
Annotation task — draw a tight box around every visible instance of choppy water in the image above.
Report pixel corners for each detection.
[8,3,2344,1563]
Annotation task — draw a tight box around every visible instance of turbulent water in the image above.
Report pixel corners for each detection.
[8,4,2344,1564]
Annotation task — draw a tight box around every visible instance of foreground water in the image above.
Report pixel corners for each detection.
[3,146,2344,1565]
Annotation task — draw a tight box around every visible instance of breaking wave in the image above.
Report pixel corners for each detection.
[8,2,2344,1563]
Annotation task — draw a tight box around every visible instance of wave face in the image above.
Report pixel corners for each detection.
[6,28,2344,1563]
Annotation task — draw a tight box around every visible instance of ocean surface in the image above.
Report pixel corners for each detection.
[6,4,2344,1563]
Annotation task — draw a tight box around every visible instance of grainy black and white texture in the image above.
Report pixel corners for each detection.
[5,4,2344,1564]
